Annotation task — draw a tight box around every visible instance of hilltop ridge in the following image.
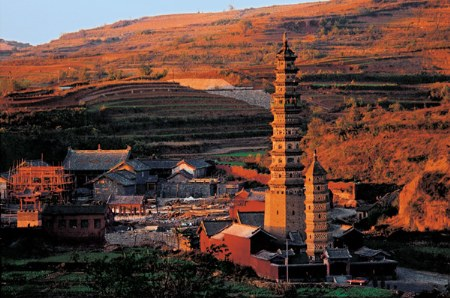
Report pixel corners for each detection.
[0,0,448,90]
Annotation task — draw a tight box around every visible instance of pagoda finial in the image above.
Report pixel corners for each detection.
[283,32,288,46]
[314,149,318,161]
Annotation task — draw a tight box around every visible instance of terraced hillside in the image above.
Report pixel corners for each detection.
[0,82,273,171]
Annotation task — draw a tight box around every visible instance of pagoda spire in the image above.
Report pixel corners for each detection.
[305,153,332,262]
[264,34,306,239]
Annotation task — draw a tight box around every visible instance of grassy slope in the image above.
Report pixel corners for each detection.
[0,0,448,89]
[301,103,449,185]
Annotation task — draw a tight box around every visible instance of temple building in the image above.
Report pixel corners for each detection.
[264,33,306,240]
[63,145,131,187]
[305,151,333,261]
[197,34,398,281]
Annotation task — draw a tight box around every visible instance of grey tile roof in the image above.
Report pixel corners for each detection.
[107,195,144,205]
[201,220,232,236]
[237,211,264,227]
[42,205,107,215]
[325,248,352,260]
[253,249,294,261]
[20,160,50,167]
[168,170,193,181]
[334,227,364,239]
[140,159,179,169]
[253,250,280,261]
[63,147,131,171]
[306,155,327,177]
[183,159,212,169]
[127,159,151,171]
[104,171,136,186]
[248,189,266,201]
[354,246,390,258]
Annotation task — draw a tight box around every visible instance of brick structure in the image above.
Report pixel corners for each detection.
[17,210,40,228]
[41,205,109,241]
[305,151,333,261]
[264,33,305,239]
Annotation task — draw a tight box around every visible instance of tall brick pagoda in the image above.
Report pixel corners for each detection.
[305,151,332,261]
[264,33,305,239]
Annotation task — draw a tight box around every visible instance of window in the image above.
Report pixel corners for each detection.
[81,219,89,229]
[58,219,66,228]
[94,219,101,229]
[292,211,295,215]
[69,219,77,228]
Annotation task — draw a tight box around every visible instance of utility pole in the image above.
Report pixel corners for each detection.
[285,238,289,283]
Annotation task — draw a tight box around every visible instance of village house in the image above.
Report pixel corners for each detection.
[63,145,131,187]
[91,159,158,201]
[107,195,146,216]
[172,159,213,179]
[140,159,179,179]
[333,227,364,251]
[41,205,110,241]
[323,248,352,276]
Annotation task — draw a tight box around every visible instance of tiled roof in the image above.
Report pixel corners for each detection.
[333,227,363,239]
[104,170,136,186]
[42,205,107,215]
[213,223,266,239]
[167,170,193,180]
[253,250,280,261]
[305,153,327,177]
[200,220,232,237]
[178,159,212,169]
[127,159,151,171]
[19,160,50,167]
[235,189,266,202]
[237,211,264,227]
[324,248,352,260]
[107,195,144,205]
[140,159,179,169]
[63,146,131,171]
[354,246,390,258]
[253,249,294,261]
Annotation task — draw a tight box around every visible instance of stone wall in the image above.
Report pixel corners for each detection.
[106,229,189,250]
[160,182,215,198]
